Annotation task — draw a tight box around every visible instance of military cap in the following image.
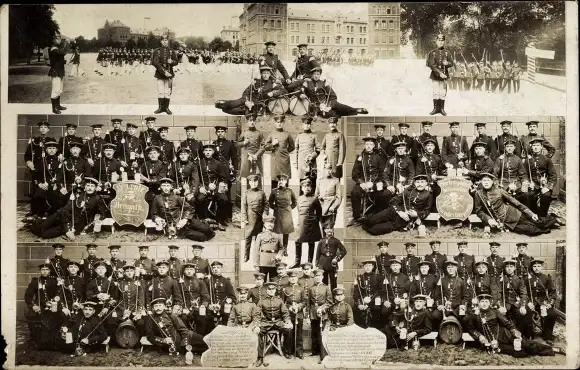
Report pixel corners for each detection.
[361,259,376,266]
[503,259,517,266]
[287,270,299,277]
[126,122,138,128]
[184,125,197,131]
[529,137,544,145]
[156,260,170,267]
[474,259,488,267]
[273,114,286,122]
[264,282,278,289]
[362,134,377,143]
[477,294,492,301]
[84,177,100,185]
[90,124,104,129]
[168,245,180,250]
[236,286,250,293]
[275,261,288,268]
[489,242,501,247]
[93,260,108,269]
[38,262,51,269]
[138,245,149,250]
[313,269,325,276]
[202,141,216,149]
[83,301,99,307]
[474,122,487,127]
[44,141,58,148]
[516,242,528,248]
[67,261,81,268]
[259,65,273,72]
[159,178,174,185]
[449,121,460,127]
[65,123,78,128]
[107,245,121,250]
[102,143,116,151]
[429,240,441,245]
[263,214,276,223]
[393,141,407,148]
[405,242,417,248]
[389,258,402,266]
[398,123,410,128]
[145,145,161,153]
[328,117,339,124]
[421,121,433,127]
[37,121,50,127]
[472,140,487,148]
[412,294,428,301]
[211,261,224,267]
[457,241,468,246]
[418,260,434,268]
[301,262,313,269]
[443,257,458,267]
[144,116,157,122]
[500,120,513,126]
[86,243,98,249]
[265,41,276,46]
[423,138,437,146]
[301,116,313,124]
[122,264,136,270]
[151,297,167,305]
[377,241,390,248]
[247,174,261,182]
[157,126,169,133]
[69,141,84,149]
[52,243,65,249]
[480,172,497,179]
[413,174,428,181]
[436,34,445,41]
[300,178,313,187]
[297,43,308,49]
[111,118,123,124]
[526,121,540,126]
[177,147,191,155]
[374,124,386,129]
[253,272,266,280]
[311,64,322,73]
[530,259,544,266]
[322,219,335,229]
[504,138,517,145]
[333,286,346,295]
[276,174,289,181]
[214,126,228,131]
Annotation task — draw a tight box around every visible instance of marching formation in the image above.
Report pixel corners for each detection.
[21,117,237,241]
[348,120,565,236]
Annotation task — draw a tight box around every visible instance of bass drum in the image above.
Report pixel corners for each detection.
[267,97,289,115]
[438,315,463,344]
[115,319,140,349]
[289,96,310,116]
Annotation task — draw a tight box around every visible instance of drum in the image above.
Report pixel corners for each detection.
[267,97,289,115]
[289,96,310,116]
[438,315,463,344]
[115,319,140,349]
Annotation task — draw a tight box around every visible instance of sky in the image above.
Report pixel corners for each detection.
[52,3,368,40]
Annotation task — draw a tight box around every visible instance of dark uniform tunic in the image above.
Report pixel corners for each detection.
[61,275,85,310]
[158,139,176,164]
[145,312,206,351]
[30,154,61,215]
[402,255,421,277]
[496,273,533,338]
[468,155,495,181]
[473,274,499,303]
[134,257,157,280]
[383,155,416,188]
[220,77,287,116]
[433,275,468,318]
[195,157,230,224]
[281,283,307,356]
[24,275,62,349]
[301,79,358,117]
[495,132,522,157]
[426,47,453,81]
[59,156,92,193]
[374,136,392,164]
[424,252,446,277]
[214,137,237,180]
[248,285,269,305]
[82,137,105,163]
[441,134,470,168]
[470,134,497,160]
[486,255,505,281]
[180,138,203,161]
[25,136,57,164]
[167,257,183,280]
[258,53,290,80]
[350,150,384,219]
[417,133,441,156]
[515,254,534,279]
[48,46,67,78]
[205,274,236,326]
[139,159,167,204]
[520,134,555,158]
[104,129,125,149]
[58,135,84,159]
[269,187,297,235]
[60,314,108,353]
[391,135,418,161]
[523,153,557,216]
[146,275,182,309]
[315,237,347,291]
[186,256,210,276]
[264,129,295,180]
[494,153,526,190]
[354,272,385,328]
[167,160,200,191]
[180,275,210,334]
[528,272,557,340]
[375,253,396,276]
[152,46,178,79]
[139,129,162,149]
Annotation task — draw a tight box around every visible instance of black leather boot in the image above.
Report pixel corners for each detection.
[439,99,447,116]
[356,108,369,114]
[56,96,66,110]
[51,98,61,114]
[290,241,302,269]
[214,100,225,109]
[164,98,172,115]
[154,98,164,114]
[429,99,438,115]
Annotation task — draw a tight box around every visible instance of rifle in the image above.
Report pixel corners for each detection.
[474,189,506,232]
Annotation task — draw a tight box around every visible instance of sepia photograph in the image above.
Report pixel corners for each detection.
[16,114,242,244]
[344,116,566,241]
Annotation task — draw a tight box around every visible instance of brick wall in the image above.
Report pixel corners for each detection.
[17,115,242,201]
[16,242,238,318]
[340,239,562,307]
[344,116,564,196]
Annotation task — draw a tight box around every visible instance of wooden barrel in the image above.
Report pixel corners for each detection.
[115,319,140,349]
[438,315,463,344]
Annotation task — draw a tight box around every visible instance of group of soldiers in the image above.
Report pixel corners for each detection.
[24,243,355,366]
[94,47,155,76]
[22,117,236,241]
[349,120,565,236]
[352,240,564,357]
[215,41,368,118]
[347,53,376,67]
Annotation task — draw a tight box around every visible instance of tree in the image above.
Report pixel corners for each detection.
[75,36,87,52]
[9,5,60,64]
[147,32,161,49]
[222,40,233,51]
[208,37,224,52]
[184,36,206,50]
[136,38,148,49]
[126,39,136,50]
[234,40,240,51]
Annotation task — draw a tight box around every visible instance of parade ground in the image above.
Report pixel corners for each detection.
[8,54,566,116]
[15,321,566,367]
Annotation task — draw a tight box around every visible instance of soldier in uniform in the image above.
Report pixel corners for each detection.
[28,140,61,218]
[494,138,526,201]
[433,258,468,322]
[85,261,120,321]
[58,301,108,354]
[58,141,91,206]
[495,120,522,157]
[114,264,147,337]
[402,243,421,278]
[248,272,268,305]
[241,174,267,262]
[410,261,440,328]
[315,221,346,291]
[24,121,56,200]
[157,127,176,164]
[424,240,446,277]
[215,65,287,116]
[93,143,122,206]
[522,137,558,217]
[24,262,61,349]
[497,259,534,339]
[180,125,203,162]
[361,175,432,235]
[380,141,416,206]
[48,33,69,114]
[227,285,261,333]
[145,297,207,354]
[520,121,556,159]
[82,124,106,168]
[471,259,500,310]
[269,174,297,251]
[146,260,182,314]
[152,34,178,114]
[306,268,332,358]
[426,34,453,116]
[165,245,183,280]
[151,178,216,241]
[375,241,395,277]
[139,117,162,150]
[29,177,108,240]
[258,41,291,83]
[61,261,85,316]
[281,270,307,359]
[106,245,125,284]
[372,124,392,165]
[213,126,237,182]
[195,142,231,229]
[315,161,342,227]
[391,123,418,162]
[287,43,317,91]
[320,287,354,363]
[238,115,265,178]
[139,146,167,207]
[416,121,440,157]
[116,122,142,179]
[264,115,295,188]
[295,117,320,186]
[383,294,432,351]
[80,244,102,281]
[454,242,476,292]
[320,117,346,178]
[467,140,495,183]
[58,123,83,161]
[255,281,293,367]
[486,242,505,282]
[514,242,534,279]
[441,122,470,171]
[180,262,210,335]
[272,262,290,291]
[383,258,412,328]
[205,261,236,330]
[104,118,125,149]
[295,178,322,267]
[528,259,558,344]
[354,260,385,329]
[471,123,497,160]
[134,245,157,282]
[186,244,210,278]
[253,214,284,281]
[416,138,445,212]
[349,135,384,224]
[167,147,200,196]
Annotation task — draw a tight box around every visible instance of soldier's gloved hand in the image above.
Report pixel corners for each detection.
[488,219,499,228]
[408,210,418,218]
[527,302,535,311]
[541,187,550,194]
[33,305,41,313]
[531,214,539,222]
[272,139,279,146]
[478,335,487,345]
[185,193,195,201]
[177,219,188,229]
[245,101,254,109]
[437,305,444,312]
[384,301,392,309]
[120,161,128,167]
[60,187,68,195]
[39,183,49,191]
[439,72,447,79]
[253,326,260,334]
[519,307,527,315]
[27,162,35,171]
[357,304,366,310]
[88,159,95,166]
[164,337,174,345]
[498,306,507,314]
[81,338,89,345]
[508,183,517,191]
[154,217,164,225]
[397,211,410,222]
[284,322,293,330]
[521,184,529,193]
[208,183,217,191]
[286,78,292,84]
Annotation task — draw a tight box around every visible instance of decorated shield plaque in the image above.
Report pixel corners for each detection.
[110,182,149,227]
[436,177,474,221]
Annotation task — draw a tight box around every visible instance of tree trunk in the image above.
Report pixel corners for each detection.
[26,47,33,65]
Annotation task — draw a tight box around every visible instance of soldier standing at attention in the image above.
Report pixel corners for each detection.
[264,115,295,188]
[320,117,346,178]
[315,221,346,291]
[152,34,178,115]
[426,34,453,116]
[238,115,265,178]
[48,33,69,114]
[253,214,284,282]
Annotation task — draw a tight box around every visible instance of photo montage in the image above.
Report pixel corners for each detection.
[5,1,574,370]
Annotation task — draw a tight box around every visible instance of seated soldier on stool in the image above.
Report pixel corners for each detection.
[58,301,108,355]
[382,294,432,351]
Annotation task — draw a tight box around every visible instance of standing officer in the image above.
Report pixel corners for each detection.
[495,120,521,157]
[294,117,320,185]
[320,117,346,178]
[253,214,284,281]
[58,123,83,161]
[424,240,446,277]
[48,33,69,114]
[486,242,505,282]
[104,118,125,149]
[214,125,238,186]
[441,122,470,171]
[152,34,178,114]
[527,259,558,344]
[134,245,157,282]
[180,125,203,162]
[258,41,291,83]
[314,221,346,291]
[264,115,295,188]
[467,140,495,182]
[402,242,421,278]
[307,268,332,358]
[470,123,497,160]
[354,260,385,329]
[520,121,556,159]
[375,241,396,277]
[416,121,441,157]
[494,138,526,200]
[248,272,268,305]
[522,137,558,216]
[48,243,69,279]
[238,115,265,178]
[117,122,142,179]
[157,126,176,165]
[206,261,236,330]
[373,124,392,165]
[186,244,210,278]
[82,123,106,168]
[25,121,56,179]
[426,34,453,116]
[281,270,307,359]
[29,140,61,218]
[139,117,162,150]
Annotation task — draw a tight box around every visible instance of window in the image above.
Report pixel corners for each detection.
[382,20,386,29]
[292,48,297,56]
[275,7,279,15]
[296,36,299,43]
[382,34,387,44]
[296,23,300,31]
[374,20,379,29]
[375,49,380,57]
[277,34,282,42]
[389,20,395,30]
[389,49,395,57]
[290,22,295,31]
[291,36,295,43]
[387,7,391,15]
[364,26,367,33]
[389,34,394,44]
[321,37,324,44]
[270,20,275,28]
[262,33,267,42]
[348,49,353,54]
[374,34,379,43]
[361,49,366,55]
[263,19,268,28]
[372,6,377,14]
[277,20,281,29]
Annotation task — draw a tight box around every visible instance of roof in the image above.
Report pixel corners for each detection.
[288,8,367,23]
[108,20,130,29]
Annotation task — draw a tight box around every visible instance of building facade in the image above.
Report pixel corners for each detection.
[368,3,401,59]
[239,3,288,59]
[220,26,240,46]
[98,20,176,45]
